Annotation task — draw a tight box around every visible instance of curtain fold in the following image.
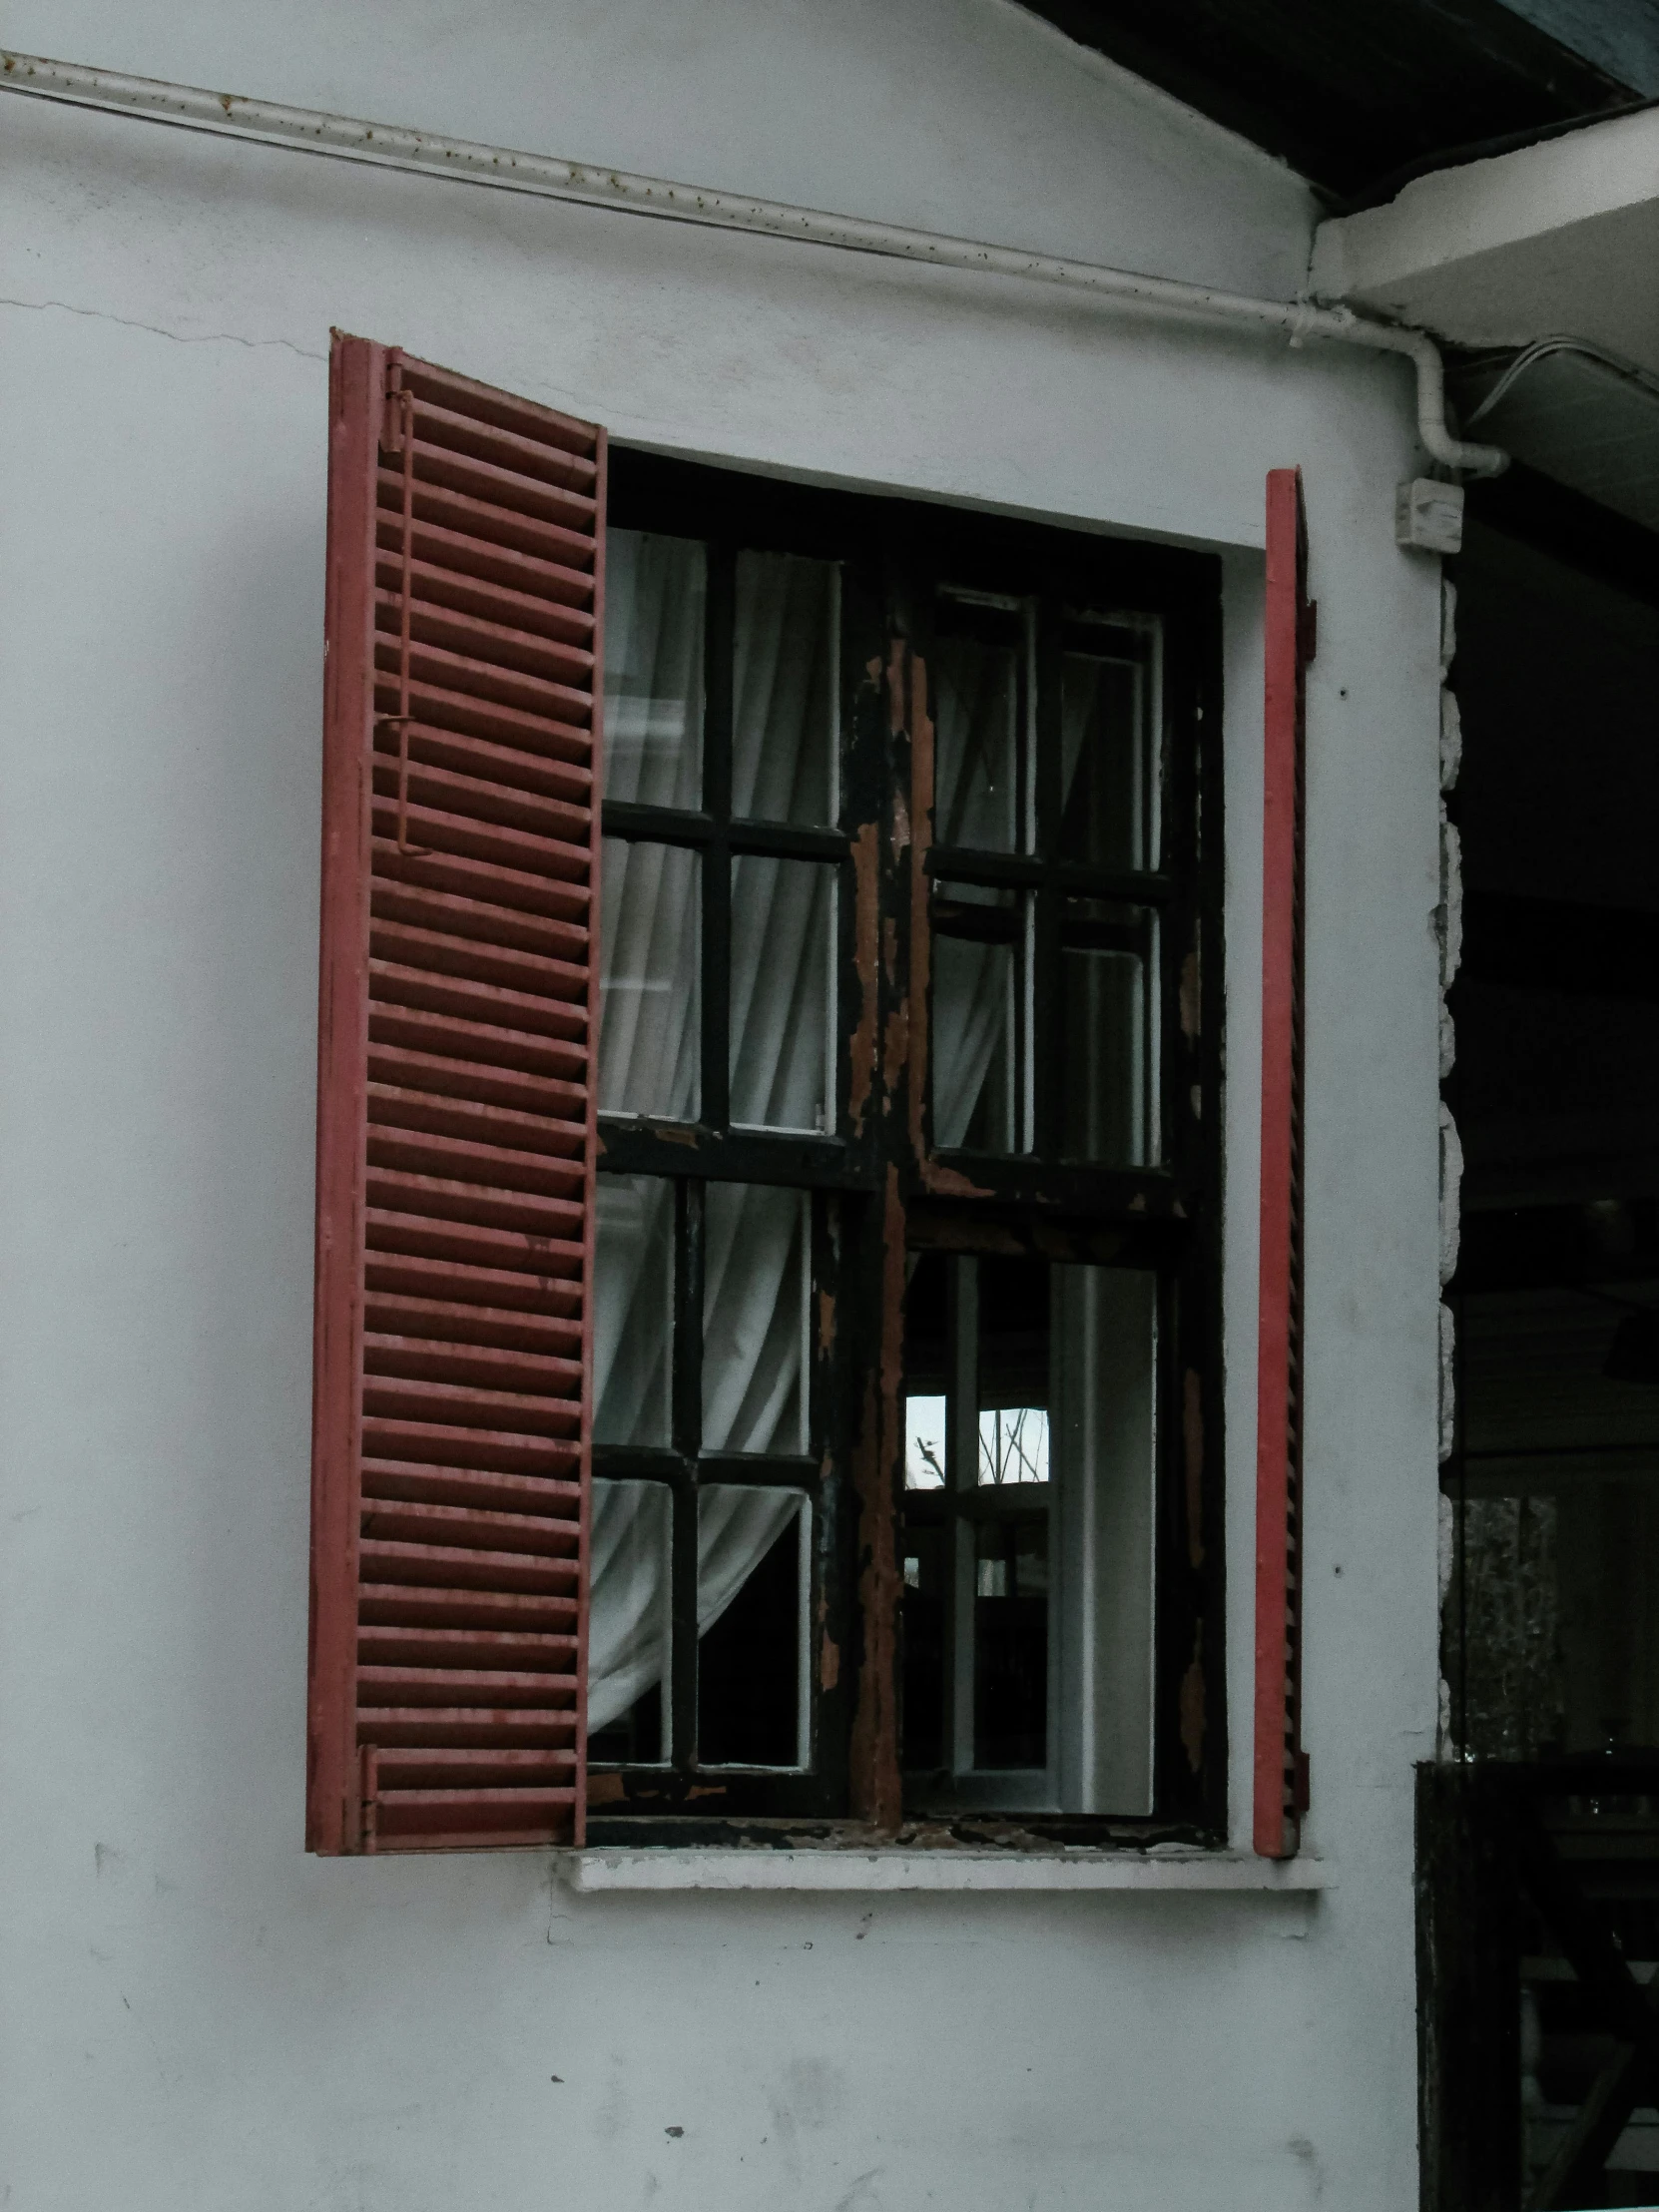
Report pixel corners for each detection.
[588,1482,803,1735]
[597,531,703,1127]
[931,638,1018,1149]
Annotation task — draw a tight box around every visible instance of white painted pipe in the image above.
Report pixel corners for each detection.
[0,47,1509,478]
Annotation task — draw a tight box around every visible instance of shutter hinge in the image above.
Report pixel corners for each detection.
[1299,599,1318,666]
[1292,1749,1312,1814]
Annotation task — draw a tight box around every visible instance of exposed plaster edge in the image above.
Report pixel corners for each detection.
[558,1849,1331,1894]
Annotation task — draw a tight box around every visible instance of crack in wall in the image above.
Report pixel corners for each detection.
[0,290,324,359]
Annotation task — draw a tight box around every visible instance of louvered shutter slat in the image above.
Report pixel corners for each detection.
[374,464,595,581]
[360,1463,580,1513]
[373,845,589,925]
[1253,467,1312,1862]
[357,1585,578,1628]
[309,332,602,1854]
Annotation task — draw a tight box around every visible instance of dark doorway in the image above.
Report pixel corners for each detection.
[1428,497,1659,2209]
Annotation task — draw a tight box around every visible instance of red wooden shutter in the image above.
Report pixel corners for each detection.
[1254,466,1313,1861]
[309,332,604,1854]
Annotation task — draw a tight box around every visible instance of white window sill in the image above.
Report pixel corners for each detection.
[559,1847,1330,1894]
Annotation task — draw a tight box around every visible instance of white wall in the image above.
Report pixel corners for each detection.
[0,6,1446,2207]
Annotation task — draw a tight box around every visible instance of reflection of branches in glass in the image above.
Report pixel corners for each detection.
[978,1406,1049,1485]
[904,1394,948,1489]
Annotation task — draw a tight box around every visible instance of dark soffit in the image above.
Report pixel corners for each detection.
[1015,0,1643,202]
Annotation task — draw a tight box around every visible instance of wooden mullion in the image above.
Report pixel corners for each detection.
[1031,596,1064,1162]
[591,1446,682,1482]
[918,1157,1194,1220]
[702,547,735,1133]
[694,1454,821,1488]
[598,1119,872,1191]
[923,846,1178,903]
[842,556,916,1831]
[727,818,848,862]
[669,1466,700,1776]
[945,1256,977,1776]
[669,1179,704,1773]
[601,800,715,848]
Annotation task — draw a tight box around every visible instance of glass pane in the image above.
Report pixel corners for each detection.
[1051,1267,1156,1816]
[697,1488,807,1767]
[730,857,834,1131]
[898,1254,1156,1803]
[900,1519,947,1773]
[931,882,1024,1152]
[1060,900,1158,1166]
[586,1678,664,1766]
[703,1184,810,1454]
[973,1513,1048,1769]
[602,530,705,809]
[978,1406,1050,1486]
[903,1254,949,1490]
[933,602,1026,852]
[1059,618,1160,871]
[978,1254,1049,1482]
[905,1395,948,1489]
[586,1478,672,1763]
[593,1177,673,1446]
[732,552,838,829]
[974,1256,1050,1767]
[598,838,700,1119]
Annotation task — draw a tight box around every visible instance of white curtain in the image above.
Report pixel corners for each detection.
[588,535,830,1739]
[587,1481,801,1734]
[930,636,1019,1149]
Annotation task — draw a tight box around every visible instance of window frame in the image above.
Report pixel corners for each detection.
[588,449,1226,1845]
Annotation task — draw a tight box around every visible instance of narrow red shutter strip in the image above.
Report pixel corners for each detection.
[309,333,602,1854]
[1254,466,1312,1861]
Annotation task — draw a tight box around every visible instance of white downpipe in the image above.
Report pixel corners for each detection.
[0,47,1508,478]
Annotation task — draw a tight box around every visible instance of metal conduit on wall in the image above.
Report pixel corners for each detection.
[0,47,1509,479]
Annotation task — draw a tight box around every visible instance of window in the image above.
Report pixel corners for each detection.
[587,451,1224,1837]
[900,1254,1157,1813]
[309,338,1224,1855]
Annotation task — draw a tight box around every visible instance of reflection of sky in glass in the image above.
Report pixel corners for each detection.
[978,1407,1049,1486]
[905,1398,1050,1485]
[905,1394,947,1488]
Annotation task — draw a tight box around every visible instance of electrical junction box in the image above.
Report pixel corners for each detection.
[1395,477,1465,555]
